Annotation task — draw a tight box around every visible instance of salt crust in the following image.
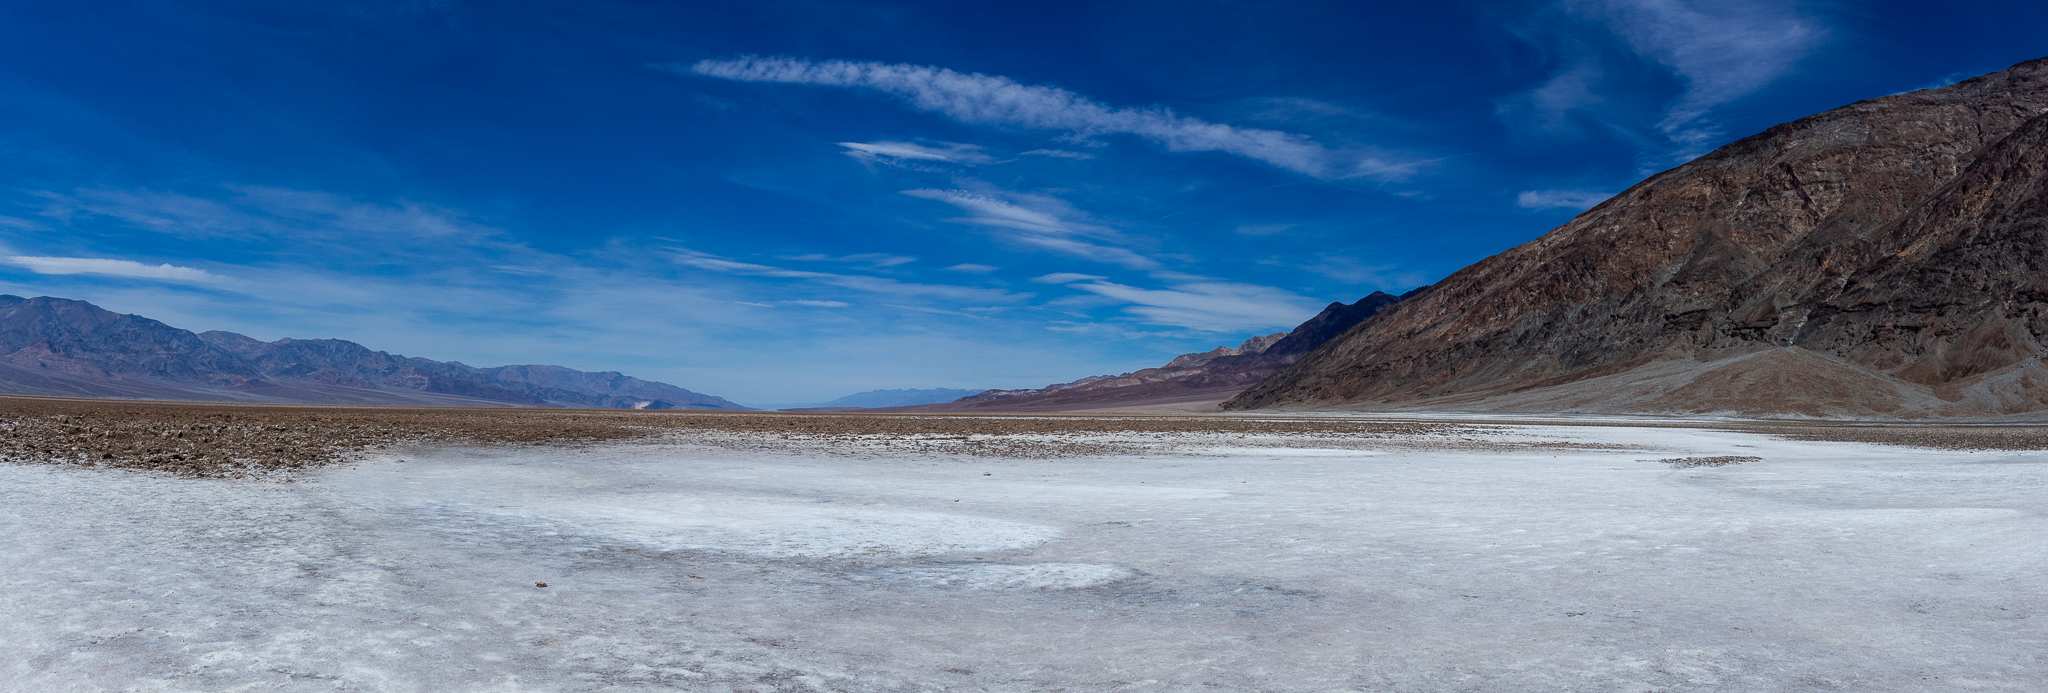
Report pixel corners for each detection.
[3,423,2046,691]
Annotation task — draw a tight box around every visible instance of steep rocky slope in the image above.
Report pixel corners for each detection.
[1230,58,2048,419]
[934,290,1413,411]
[0,295,746,409]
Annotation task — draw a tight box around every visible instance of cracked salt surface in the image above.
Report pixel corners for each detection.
[4,424,2047,691]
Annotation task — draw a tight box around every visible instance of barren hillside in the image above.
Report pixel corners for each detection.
[1231,58,2048,419]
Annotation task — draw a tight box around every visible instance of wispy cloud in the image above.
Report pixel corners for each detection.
[1234,223,1293,236]
[1516,188,1615,210]
[1285,256,1428,290]
[902,189,1073,235]
[1497,62,1606,136]
[1066,280,1318,332]
[1021,149,1094,160]
[669,251,816,278]
[1031,272,1106,284]
[36,186,494,244]
[783,252,917,267]
[838,140,992,167]
[670,249,1019,302]
[3,256,222,284]
[680,56,1414,179]
[901,188,1157,269]
[1581,0,1821,156]
[234,186,484,237]
[942,263,998,273]
[729,298,854,308]
[37,189,258,238]
[888,303,994,319]
[1503,1,1821,162]
[1029,273,1315,332]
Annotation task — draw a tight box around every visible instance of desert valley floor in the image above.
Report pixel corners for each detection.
[3,401,2046,691]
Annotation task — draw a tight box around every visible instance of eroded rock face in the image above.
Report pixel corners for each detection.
[1230,58,2048,418]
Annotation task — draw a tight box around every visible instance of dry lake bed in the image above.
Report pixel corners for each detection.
[3,407,2045,691]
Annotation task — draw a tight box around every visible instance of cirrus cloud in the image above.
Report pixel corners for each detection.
[678,56,1416,180]
[1588,0,1822,153]
[1501,0,1823,165]
[1031,272,1106,284]
[901,188,1158,269]
[838,140,993,167]
[1039,275,1318,332]
[4,256,221,284]
[669,249,1019,303]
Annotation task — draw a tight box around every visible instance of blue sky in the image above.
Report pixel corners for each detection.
[2,1,2044,406]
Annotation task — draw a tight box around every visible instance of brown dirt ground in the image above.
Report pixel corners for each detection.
[0,395,1471,477]
[3,395,2041,479]
[1736,422,2048,450]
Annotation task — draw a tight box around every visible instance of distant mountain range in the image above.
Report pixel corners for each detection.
[913,289,1419,411]
[0,295,747,409]
[778,388,988,411]
[1232,57,2048,419]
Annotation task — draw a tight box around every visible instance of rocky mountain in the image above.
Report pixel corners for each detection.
[1163,333,1287,369]
[1231,57,2048,419]
[932,290,1415,411]
[0,295,747,410]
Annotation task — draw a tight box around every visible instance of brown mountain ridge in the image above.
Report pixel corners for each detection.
[1230,57,2048,419]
